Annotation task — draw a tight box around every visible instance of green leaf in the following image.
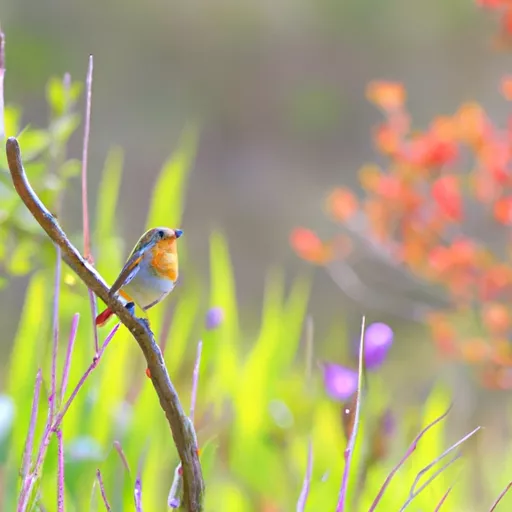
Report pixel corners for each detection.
[6,271,49,468]
[145,123,198,230]
[59,158,81,179]
[16,129,50,160]
[95,146,124,243]
[204,230,239,405]
[3,105,21,138]
[49,113,80,144]
[46,76,83,117]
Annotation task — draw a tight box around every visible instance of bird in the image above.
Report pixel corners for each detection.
[95,227,183,327]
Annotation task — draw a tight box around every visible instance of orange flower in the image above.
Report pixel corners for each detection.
[374,123,401,156]
[502,6,512,34]
[454,102,490,146]
[326,188,358,222]
[359,164,382,191]
[428,246,452,275]
[289,228,333,264]
[461,339,490,364]
[450,238,477,268]
[500,75,512,100]
[400,239,427,270]
[479,265,512,300]
[483,303,511,334]
[431,175,463,221]
[366,81,406,111]
[493,196,512,224]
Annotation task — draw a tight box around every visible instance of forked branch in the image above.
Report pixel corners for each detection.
[6,137,204,512]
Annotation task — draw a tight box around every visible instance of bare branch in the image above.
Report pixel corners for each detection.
[6,137,204,511]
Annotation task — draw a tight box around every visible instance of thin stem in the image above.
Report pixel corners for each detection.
[489,481,512,512]
[18,325,119,512]
[80,56,100,354]
[81,55,93,261]
[296,440,313,512]
[50,247,62,421]
[367,405,452,512]
[408,426,480,497]
[113,440,131,475]
[20,369,42,478]
[56,429,64,512]
[190,341,202,424]
[433,485,455,512]
[56,324,119,428]
[398,452,462,512]
[96,470,111,511]
[336,316,365,512]
[59,313,80,404]
[6,137,204,511]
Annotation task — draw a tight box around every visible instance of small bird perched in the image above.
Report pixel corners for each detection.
[95,227,183,327]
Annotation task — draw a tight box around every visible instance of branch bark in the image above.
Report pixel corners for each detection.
[6,136,204,511]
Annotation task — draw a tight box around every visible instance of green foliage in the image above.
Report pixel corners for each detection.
[0,75,82,286]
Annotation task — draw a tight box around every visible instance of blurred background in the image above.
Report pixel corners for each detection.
[1,0,512,509]
[1,0,507,328]
[2,0,510,389]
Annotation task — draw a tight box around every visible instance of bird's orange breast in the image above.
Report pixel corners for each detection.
[150,240,178,281]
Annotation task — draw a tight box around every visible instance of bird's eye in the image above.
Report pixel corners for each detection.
[158,230,165,239]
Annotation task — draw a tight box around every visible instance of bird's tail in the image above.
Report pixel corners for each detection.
[95,307,114,327]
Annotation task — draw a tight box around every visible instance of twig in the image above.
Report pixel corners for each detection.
[296,440,313,512]
[56,429,64,512]
[368,405,452,512]
[6,137,204,511]
[50,247,61,422]
[113,440,131,475]
[56,324,119,426]
[190,341,202,424]
[398,452,462,512]
[407,426,480,498]
[20,369,42,478]
[18,325,120,512]
[169,341,203,508]
[489,481,512,512]
[59,313,80,404]
[81,55,93,262]
[80,55,99,354]
[433,484,455,512]
[336,316,366,512]
[96,470,111,511]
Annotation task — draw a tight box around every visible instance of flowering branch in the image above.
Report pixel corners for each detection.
[6,137,204,511]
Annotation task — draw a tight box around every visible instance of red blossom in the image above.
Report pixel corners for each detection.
[326,188,358,222]
[431,175,463,221]
[289,228,333,264]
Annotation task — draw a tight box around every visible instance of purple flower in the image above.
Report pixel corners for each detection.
[322,363,358,401]
[205,307,224,330]
[364,322,393,370]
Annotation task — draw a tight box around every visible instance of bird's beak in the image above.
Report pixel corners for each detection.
[174,229,183,239]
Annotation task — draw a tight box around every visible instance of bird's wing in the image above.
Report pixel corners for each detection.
[109,250,144,297]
